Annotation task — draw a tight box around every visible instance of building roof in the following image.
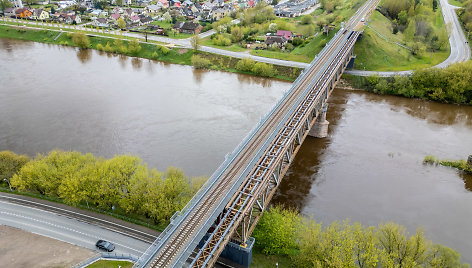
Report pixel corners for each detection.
[276,30,292,39]
[265,36,287,45]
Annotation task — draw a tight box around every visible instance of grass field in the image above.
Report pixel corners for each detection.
[448,0,463,7]
[353,10,450,71]
[201,37,248,52]
[251,252,293,268]
[86,260,133,268]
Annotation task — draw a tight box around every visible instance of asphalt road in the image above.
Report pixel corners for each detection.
[345,0,471,77]
[0,200,150,259]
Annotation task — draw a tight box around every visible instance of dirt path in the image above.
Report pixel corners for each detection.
[0,225,95,268]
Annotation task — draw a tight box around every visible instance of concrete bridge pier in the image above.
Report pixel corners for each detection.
[309,103,329,138]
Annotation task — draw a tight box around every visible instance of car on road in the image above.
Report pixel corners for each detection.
[361,17,365,22]
[95,240,115,252]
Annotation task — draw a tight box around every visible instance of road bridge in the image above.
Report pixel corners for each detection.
[134,1,379,267]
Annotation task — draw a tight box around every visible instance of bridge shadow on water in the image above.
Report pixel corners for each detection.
[272,88,350,210]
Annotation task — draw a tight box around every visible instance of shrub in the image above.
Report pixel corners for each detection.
[159,45,170,55]
[152,51,158,59]
[252,62,277,77]
[236,57,256,72]
[191,55,212,69]
[212,34,232,46]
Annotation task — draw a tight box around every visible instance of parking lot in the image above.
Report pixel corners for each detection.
[0,225,95,267]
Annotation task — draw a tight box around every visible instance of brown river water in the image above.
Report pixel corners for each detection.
[1,38,471,262]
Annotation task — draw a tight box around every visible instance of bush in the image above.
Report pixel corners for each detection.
[191,55,212,69]
[236,57,256,72]
[0,151,30,184]
[152,51,158,59]
[159,45,170,55]
[252,62,277,77]
[300,15,313,25]
[291,37,303,46]
[212,34,232,46]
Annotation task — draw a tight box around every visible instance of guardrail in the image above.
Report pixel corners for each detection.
[72,252,138,268]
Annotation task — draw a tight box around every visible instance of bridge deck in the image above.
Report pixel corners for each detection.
[135,1,379,267]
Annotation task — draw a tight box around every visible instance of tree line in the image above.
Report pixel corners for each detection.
[346,61,472,105]
[0,150,206,225]
[253,206,469,267]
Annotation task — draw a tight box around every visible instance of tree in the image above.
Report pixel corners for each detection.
[300,15,313,25]
[128,39,141,55]
[0,0,13,12]
[72,32,90,48]
[190,34,200,51]
[116,0,124,6]
[163,11,172,22]
[230,26,243,42]
[0,151,29,189]
[117,17,126,29]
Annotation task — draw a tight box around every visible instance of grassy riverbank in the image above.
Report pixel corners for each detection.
[0,24,301,81]
[343,61,472,105]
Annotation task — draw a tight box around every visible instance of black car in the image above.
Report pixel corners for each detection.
[95,240,115,252]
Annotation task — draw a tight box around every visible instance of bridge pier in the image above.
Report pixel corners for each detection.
[309,103,329,138]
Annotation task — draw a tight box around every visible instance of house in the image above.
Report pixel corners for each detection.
[31,9,49,20]
[265,36,287,47]
[145,4,160,14]
[130,14,140,23]
[211,8,229,21]
[140,16,153,25]
[276,30,292,40]
[124,8,135,17]
[173,21,202,34]
[4,7,16,17]
[92,17,108,27]
[158,0,169,8]
[15,8,32,18]
[110,13,121,21]
[90,9,102,17]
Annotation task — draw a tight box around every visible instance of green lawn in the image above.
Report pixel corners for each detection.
[86,260,133,268]
[251,252,293,268]
[354,10,450,71]
[448,0,463,7]
[201,37,248,52]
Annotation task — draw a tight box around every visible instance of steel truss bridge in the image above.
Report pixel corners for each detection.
[134,1,379,267]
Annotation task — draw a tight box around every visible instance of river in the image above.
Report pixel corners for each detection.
[1,38,471,262]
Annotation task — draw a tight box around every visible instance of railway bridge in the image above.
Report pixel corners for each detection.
[134,1,378,267]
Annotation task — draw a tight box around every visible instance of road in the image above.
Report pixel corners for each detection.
[0,196,151,260]
[345,0,471,77]
[1,0,468,72]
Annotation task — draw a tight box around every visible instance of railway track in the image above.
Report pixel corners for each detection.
[138,1,380,267]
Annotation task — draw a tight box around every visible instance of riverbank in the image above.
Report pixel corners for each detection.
[0,24,302,81]
[342,60,472,105]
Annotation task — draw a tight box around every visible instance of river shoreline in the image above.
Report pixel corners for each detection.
[0,24,302,82]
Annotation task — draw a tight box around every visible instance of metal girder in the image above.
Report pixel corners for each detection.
[188,31,361,268]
